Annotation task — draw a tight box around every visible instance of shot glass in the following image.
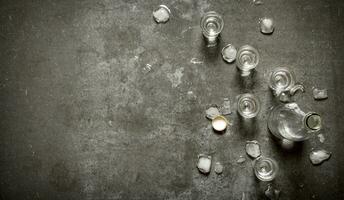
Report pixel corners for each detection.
[253,156,279,181]
[268,67,296,96]
[200,11,224,47]
[236,45,259,76]
[237,93,260,119]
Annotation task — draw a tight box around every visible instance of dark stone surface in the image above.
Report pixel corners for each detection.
[0,0,343,199]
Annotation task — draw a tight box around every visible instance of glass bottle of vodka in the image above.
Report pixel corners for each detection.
[268,103,321,141]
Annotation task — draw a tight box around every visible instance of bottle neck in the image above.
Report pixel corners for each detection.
[304,112,322,131]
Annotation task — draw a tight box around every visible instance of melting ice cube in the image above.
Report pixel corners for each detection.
[221,44,237,63]
[220,98,232,115]
[190,58,203,64]
[260,17,274,34]
[253,0,264,5]
[214,162,223,174]
[205,106,220,120]
[265,184,281,200]
[313,88,328,100]
[317,134,325,143]
[237,156,246,164]
[309,149,331,165]
[153,5,171,24]
[246,140,261,158]
[197,154,212,174]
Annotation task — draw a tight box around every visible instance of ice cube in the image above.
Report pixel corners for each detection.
[246,140,261,158]
[237,156,246,164]
[317,134,325,143]
[260,18,274,34]
[220,98,232,115]
[190,58,203,64]
[221,44,237,63]
[197,154,212,174]
[205,106,220,120]
[214,162,223,174]
[313,88,328,100]
[153,5,170,24]
[309,149,331,165]
[265,184,281,200]
[253,0,264,5]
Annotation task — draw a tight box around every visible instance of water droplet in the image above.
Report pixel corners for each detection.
[237,156,246,164]
[309,149,331,165]
[317,134,325,143]
[190,57,203,64]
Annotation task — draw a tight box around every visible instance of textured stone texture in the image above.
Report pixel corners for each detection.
[0,0,343,199]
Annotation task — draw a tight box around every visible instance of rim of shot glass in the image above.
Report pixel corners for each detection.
[253,156,279,182]
[200,11,224,37]
[158,5,171,14]
[304,112,322,131]
[237,93,261,119]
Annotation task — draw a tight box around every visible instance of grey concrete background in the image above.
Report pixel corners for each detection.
[0,0,343,199]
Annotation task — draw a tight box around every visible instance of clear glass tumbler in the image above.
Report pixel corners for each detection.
[237,93,260,118]
[236,45,259,76]
[200,11,224,47]
[253,156,279,181]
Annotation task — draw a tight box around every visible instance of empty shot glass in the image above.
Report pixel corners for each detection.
[237,93,260,119]
[236,45,259,76]
[253,156,279,181]
[200,11,224,47]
